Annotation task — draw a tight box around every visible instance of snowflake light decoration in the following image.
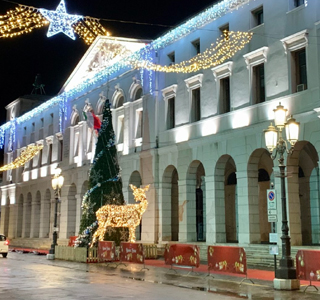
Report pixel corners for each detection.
[39,0,82,40]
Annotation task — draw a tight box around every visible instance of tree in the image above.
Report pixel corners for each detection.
[77,99,127,247]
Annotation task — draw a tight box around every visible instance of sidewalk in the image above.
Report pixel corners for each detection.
[10,246,320,298]
[143,258,320,287]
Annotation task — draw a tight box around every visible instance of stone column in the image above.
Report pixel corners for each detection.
[285,164,302,246]
[141,184,157,243]
[39,198,51,238]
[30,200,40,238]
[178,179,196,242]
[22,200,31,238]
[8,203,17,239]
[204,175,215,244]
[158,182,172,242]
[236,170,251,244]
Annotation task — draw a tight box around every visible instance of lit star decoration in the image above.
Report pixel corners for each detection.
[39,0,82,40]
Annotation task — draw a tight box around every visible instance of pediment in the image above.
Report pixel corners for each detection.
[60,35,150,93]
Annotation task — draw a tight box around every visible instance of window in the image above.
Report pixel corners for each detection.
[167,97,175,129]
[23,127,27,146]
[294,0,304,7]
[38,146,43,167]
[134,88,143,100]
[31,123,35,143]
[135,110,143,139]
[289,0,305,10]
[116,96,124,108]
[220,24,229,40]
[252,7,263,27]
[191,39,200,56]
[162,84,177,130]
[281,30,308,93]
[252,64,265,104]
[40,118,44,128]
[117,115,124,144]
[191,88,201,122]
[292,48,307,92]
[59,139,63,161]
[185,74,203,123]
[168,52,175,65]
[49,113,54,136]
[243,46,268,105]
[48,143,52,164]
[220,77,231,114]
[212,61,233,114]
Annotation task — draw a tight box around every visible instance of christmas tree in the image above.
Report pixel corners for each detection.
[77,99,127,247]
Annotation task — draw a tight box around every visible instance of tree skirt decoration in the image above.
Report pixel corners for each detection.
[0,144,43,171]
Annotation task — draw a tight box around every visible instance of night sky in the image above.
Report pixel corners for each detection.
[0,0,218,123]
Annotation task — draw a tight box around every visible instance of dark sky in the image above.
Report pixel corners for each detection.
[0,0,218,123]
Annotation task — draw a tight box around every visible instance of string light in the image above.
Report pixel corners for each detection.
[0,144,43,171]
[73,17,110,45]
[149,0,251,50]
[131,31,253,73]
[39,0,82,40]
[0,1,109,43]
[92,185,149,244]
[0,6,48,38]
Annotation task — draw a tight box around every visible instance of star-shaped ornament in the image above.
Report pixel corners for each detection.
[39,0,82,40]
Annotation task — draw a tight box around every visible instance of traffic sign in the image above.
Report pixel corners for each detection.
[269,245,279,255]
[269,233,278,243]
[268,215,277,222]
[267,189,277,210]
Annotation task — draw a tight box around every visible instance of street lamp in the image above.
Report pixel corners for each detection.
[264,102,300,289]
[48,167,64,259]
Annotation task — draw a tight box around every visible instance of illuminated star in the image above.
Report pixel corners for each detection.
[39,0,82,40]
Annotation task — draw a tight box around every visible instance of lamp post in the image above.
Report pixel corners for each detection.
[264,103,300,290]
[48,167,64,260]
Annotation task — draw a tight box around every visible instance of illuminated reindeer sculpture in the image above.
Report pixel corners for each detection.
[92,184,149,244]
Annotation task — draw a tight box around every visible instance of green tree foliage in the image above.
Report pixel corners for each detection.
[77,99,127,247]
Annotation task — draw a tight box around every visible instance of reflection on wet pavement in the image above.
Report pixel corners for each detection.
[1,252,320,300]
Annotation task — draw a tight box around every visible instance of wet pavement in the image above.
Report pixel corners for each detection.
[0,251,319,299]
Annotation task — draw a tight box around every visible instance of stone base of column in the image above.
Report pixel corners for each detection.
[46,254,55,260]
[273,278,300,290]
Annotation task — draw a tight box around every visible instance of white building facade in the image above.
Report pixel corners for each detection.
[1,0,320,250]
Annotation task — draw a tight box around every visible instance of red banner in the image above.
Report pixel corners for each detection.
[98,241,116,262]
[68,236,78,247]
[207,246,247,275]
[120,242,144,264]
[296,249,320,281]
[164,244,200,268]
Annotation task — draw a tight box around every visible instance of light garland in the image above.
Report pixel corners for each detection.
[73,17,109,45]
[0,0,110,43]
[0,144,43,171]
[92,184,149,244]
[0,6,48,38]
[149,0,252,50]
[131,31,252,73]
